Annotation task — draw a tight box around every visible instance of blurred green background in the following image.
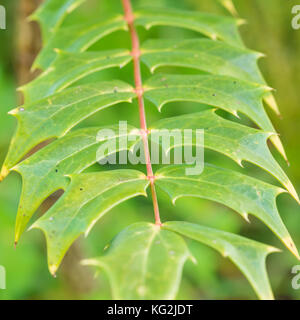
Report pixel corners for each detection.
[0,0,299,300]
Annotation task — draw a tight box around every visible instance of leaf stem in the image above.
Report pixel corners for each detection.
[121,0,162,226]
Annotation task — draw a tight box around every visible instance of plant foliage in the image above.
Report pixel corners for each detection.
[1,0,299,300]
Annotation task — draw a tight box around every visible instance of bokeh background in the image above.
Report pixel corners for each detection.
[0,0,299,300]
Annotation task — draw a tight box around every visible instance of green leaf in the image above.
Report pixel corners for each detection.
[144,73,287,163]
[33,15,127,70]
[155,164,299,258]
[30,0,86,43]
[82,222,190,299]
[141,39,264,83]
[3,81,135,171]
[32,170,149,275]
[141,38,280,117]
[135,7,244,47]
[14,125,141,242]
[21,49,132,102]
[163,221,279,300]
[150,109,298,202]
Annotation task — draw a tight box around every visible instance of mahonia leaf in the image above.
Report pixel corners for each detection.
[30,0,86,43]
[141,39,264,83]
[141,39,280,116]
[33,16,128,70]
[155,164,299,258]
[144,73,288,166]
[3,81,135,171]
[31,170,149,275]
[82,223,191,299]
[14,125,141,242]
[135,7,244,47]
[21,49,132,102]
[150,110,298,202]
[22,38,263,102]
[1,0,297,300]
[164,221,279,300]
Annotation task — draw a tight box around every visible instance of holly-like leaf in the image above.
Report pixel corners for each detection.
[21,49,132,102]
[144,73,287,162]
[150,110,298,202]
[155,164,299,258]
[32,170,149,275]
[164,221,279,300]
[141,38,280,116]
[33,15,128,70]
[3,81,135,171]
[141,39,264,83]
[30,0,86,43]
[82,223,191,299]
[135,7,244,47]
[14,125,141,242]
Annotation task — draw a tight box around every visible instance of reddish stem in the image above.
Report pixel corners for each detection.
[121,0,161,226]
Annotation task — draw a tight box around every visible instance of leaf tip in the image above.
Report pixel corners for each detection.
[49,264,58,277]
[8,108,19,116]
[241,212,250,223]
[270,134,289,164]
[264,94,281,117]
[237,18,247,26]
[285,180,300,205]
[0,165,9,182]
[189,254,197,265]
